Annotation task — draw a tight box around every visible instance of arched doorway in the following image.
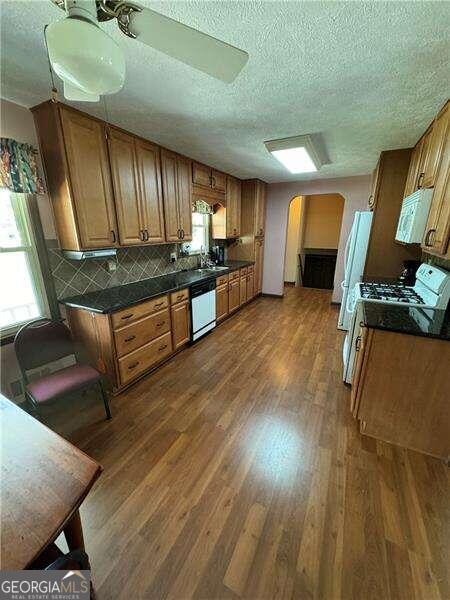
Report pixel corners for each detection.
[283,193,344,290]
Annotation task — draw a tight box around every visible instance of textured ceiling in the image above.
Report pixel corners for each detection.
[1,0,449,182]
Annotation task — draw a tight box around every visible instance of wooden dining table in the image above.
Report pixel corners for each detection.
[0,393,102,569]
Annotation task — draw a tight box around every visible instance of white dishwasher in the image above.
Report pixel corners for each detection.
[190,279,216,341]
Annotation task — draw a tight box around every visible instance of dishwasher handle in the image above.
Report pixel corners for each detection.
[190,279,216,298]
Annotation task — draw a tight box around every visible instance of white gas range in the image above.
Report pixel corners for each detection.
[343,263,450,384]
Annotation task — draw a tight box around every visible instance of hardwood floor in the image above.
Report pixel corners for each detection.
[46,287,449,600]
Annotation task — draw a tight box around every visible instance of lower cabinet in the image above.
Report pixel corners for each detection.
[228,278,240,313]
[118,331,172,385]
[351,326,450,459]
[171,299,190,350]
[239,267,248,306]
[247,269,254,301]
[216,283,229,322]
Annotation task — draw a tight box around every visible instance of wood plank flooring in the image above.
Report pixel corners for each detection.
[46,287,449,600]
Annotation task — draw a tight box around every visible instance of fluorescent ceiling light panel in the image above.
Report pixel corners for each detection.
[264,135,322,174]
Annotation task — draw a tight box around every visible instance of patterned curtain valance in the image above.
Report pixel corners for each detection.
[192,199,213,214]
[0,138,45,194]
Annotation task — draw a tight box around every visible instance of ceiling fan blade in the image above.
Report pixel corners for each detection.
[126,7,249,83]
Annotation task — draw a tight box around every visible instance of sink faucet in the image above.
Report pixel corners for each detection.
[199,245,215,268]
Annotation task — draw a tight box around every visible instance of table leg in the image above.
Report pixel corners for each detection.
[63,509,85,551]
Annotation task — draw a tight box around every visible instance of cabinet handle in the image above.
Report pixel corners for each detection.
[355,335,362,351]
[368,194,374,206]
[139,229,144,241]
[156,321,165,327]
[158,344,168,351]
[176,294,184,300]
[111,230,116,243]
[417,172,425,188]
[144,229,149,241]
[124,335,136,342]
[128,361,139,370]
[424,228,436,247]
[154,301,164,307]
[121,313,134,320]
[177,228,181,239]
[180,229,185,239]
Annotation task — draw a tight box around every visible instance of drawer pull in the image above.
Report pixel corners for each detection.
[128,361,140,370]
[124,335,136,343]
[121,313,134,320]
[355,336,362,351]
[158,344,168,351]
[154,301,164,308]
[176,294,184,300]
[156,321,165,327]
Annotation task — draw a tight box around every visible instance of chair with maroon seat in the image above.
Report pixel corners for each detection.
[14,318,111,420]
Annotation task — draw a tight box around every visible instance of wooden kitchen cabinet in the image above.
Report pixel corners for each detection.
[171,299,190,350]
[255,180,266,237]
[135,138,165,244]
[239,274,247,306]
[423,102,449,188]
[351,327,450,459]
[403,128,431,197]
[247,268,255,301]
[216,283,229,322]
[192,162,226,194]
[254,238,264,294]
[32,102,118,250]
[107,127,143,246]
[228,279,240,313]
[226,176,241,238]
[422,116,450,256]
[161,149,193,242]
[368,160,381,210]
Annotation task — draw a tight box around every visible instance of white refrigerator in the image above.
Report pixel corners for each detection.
[337,211,373,331]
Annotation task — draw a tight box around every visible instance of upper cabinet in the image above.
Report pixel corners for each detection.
[226,176,241,238]
[254,180,266,237]
[241,179,266,237]
[108,128,165,246]
[192,162,227,195]
[161,150,192,242]
[368,159,381,210]
[421,110,450,256]
[423,102,449,189]
[403,128,431,198]
[33,102,118,250]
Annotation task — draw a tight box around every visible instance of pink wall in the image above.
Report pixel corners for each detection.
[263,175,371,302]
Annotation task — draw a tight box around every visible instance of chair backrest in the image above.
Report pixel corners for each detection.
[14,319,74,377]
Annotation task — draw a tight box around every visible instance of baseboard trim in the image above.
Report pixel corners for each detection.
[262,292,284,298]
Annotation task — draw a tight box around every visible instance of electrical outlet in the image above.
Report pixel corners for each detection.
[170,252,177,263]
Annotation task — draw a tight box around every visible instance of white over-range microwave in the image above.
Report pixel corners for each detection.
[395,188,433,244]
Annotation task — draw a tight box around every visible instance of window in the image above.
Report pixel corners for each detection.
[186,211,210,255]
[0,189,48,334]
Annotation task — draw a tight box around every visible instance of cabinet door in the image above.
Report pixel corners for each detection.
[239,277,247,306]
[226,176,241,238]
[135,139,165,244]
[422,126,450,255]
[368,160,381,210]
[247,273,254,301]
[228,280,240,313]
[107,128,143,246]
[211,170,227,193]
[176,156,193,242]
[254,239,264,294]
[171,300,190,350]
[403,140,424,198]
[216,284,229,322]
[60,107,117,249]
[350,326,372,417]
[161,149,181,242]
[192,162,211,188]
[423,103,449,188]
[255,181,266,236]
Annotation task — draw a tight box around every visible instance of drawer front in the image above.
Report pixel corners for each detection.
[216,273,229,286]
[111,295,169,329]
[114,309,171,357]
[240,267,248,276]
[229,270,240,282]
[247,265,254,274]
[119,331,172,384]
[170,288,189,305]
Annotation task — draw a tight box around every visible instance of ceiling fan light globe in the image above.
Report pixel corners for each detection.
[46,16,125,98]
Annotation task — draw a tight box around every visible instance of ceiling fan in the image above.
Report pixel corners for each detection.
[46,0,249,102]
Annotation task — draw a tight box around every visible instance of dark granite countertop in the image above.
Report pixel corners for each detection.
[59,261,254,314]
[361,301,450,341]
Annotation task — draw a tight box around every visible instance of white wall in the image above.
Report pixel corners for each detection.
[263,175,371,302]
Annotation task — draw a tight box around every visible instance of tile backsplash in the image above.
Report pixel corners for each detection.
[46,240,198,299]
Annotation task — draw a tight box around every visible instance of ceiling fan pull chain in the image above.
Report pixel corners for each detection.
[115,2,142,39]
